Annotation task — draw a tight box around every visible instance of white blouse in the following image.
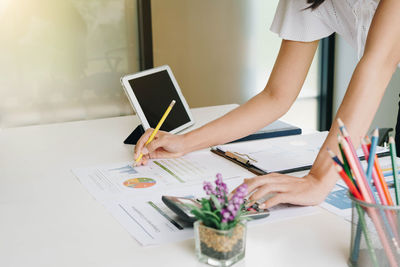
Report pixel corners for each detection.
[270,0,399,67]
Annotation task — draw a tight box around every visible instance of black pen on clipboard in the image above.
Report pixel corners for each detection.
[211,147,315,175]
[211,147,267,176]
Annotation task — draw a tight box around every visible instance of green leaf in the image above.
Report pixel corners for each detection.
[208,217,221,229]
[213,209,221,217]
[191,208,206,221]
[203,210,221,222]
[200,198,209,207]
[210,195,222,210]
[186,204,199,211]
[202,199,212,212]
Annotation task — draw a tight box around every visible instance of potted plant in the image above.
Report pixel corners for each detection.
[191,173,248,267]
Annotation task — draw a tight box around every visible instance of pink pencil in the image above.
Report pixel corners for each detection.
[337,119,375,200]
[338,135,373,201]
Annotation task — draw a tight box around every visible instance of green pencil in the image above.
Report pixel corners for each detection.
[389,136,400,205]
[338,142,356,186]
[355,204,379,267]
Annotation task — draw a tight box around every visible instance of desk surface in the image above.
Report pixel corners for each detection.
[0,104,350,267]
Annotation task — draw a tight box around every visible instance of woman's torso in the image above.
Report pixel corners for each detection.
[271,0,400,67]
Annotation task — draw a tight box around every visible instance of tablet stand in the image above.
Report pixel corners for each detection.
[124,124,145,145]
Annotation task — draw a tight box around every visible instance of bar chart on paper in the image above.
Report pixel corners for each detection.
[109,165,138,175]
[152,157,207,183]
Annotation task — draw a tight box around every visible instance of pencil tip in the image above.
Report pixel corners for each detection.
[337,118,344,127]
[373,128,379,137]
[389,136,395,143]
[334,163,342,171]
[327,149,336,157]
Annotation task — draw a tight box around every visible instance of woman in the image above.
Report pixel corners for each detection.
[134,0,400,209]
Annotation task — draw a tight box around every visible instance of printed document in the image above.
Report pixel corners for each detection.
[73,149,318,246]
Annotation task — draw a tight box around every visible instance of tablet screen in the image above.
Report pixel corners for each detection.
[127,70,191,132]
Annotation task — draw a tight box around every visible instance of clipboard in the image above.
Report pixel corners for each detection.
[211,140,391,176]
[210,147,314,176]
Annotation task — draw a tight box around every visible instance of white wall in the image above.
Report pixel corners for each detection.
[333,35,400,134]
[151,0,320,130]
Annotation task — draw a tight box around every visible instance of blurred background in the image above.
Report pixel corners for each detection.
[0,0,138,127]
[0,0,399,132]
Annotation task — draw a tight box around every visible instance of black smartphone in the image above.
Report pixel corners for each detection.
[162,195,270,223]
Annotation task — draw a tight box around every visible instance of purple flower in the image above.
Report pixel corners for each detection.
[203,181,216,195]
[227,203,235,212]
[201,174,248,224]
[223,183,248,223]
[213,173,229,204]
[222,209,230,218]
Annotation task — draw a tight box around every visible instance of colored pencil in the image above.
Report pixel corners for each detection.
[134,100,176,165]
[366,129,379,184]
[332,144,379,266]
[389,136,400,205]
[333,162,362,200]
[327,149,344,168]
[338,129,398,266]
[362,137,400,244]
[354,204,379,267]
[374,154,395,206]
[360,138,387,205]
[365,137,395,205]
[337,119,374,199]
[338,135,373,201]
[338,141,357,187]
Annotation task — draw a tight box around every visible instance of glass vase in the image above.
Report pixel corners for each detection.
[194,220,247,267]
[348,193,400,267]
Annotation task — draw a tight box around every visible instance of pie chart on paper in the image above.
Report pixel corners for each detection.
[123,178,156,188]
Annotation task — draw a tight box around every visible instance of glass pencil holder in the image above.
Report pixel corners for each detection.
[194,220,247,267]
[348,193,400,267]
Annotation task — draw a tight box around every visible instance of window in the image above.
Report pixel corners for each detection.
[0,0,140,128]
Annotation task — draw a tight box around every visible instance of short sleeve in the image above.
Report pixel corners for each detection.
[270,0,334,42]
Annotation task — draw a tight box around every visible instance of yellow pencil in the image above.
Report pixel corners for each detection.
[135,100,176,165]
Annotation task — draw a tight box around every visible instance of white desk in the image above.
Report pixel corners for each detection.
[0,104,350,267]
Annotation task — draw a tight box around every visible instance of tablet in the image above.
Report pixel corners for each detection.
[120,65,194,134]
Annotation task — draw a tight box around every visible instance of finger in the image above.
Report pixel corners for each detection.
[258,193,288,209]
[229,178,251,199]
[134,128,154,158]
[149,149,180,159]
[248,183,290,202]
[135,153,150,166]
[245,174,302,194]
[146,136,169,154]
[229,176,269,198]
[141,155,150,165]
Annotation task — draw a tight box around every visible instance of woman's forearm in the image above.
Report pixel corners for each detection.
[182,89,293,153]
[309,55,398,192]
[181,40,320,154]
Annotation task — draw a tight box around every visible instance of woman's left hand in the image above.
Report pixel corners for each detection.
[232,172,331,209]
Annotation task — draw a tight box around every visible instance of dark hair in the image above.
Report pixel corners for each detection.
[307,0,326,9]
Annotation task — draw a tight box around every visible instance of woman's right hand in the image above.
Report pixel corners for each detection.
[134,128,187,165]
